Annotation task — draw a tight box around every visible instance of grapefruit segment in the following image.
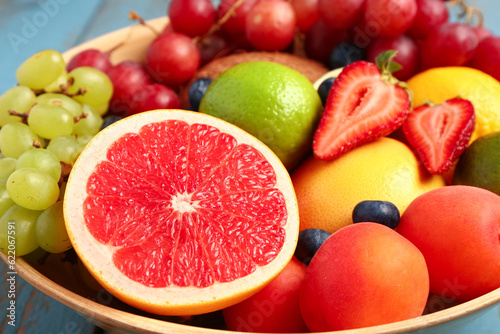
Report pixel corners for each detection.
[64,109,299,316]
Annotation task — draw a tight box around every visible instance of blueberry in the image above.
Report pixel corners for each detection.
[317,77,336,106]
[100,115,123,130]
[188,77,213,111]
[328,41,365,69]
[294,228,332,265]
[352,200,400,229]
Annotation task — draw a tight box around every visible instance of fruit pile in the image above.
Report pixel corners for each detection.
[1,0,500,333]
[0,49,111,256]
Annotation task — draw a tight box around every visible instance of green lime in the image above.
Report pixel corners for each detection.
[453,131,500,195]
[199,61,323,170]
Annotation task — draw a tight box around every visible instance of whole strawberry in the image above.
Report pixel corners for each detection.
[313,51,412,160]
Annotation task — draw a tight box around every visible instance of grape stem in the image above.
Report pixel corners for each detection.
[73,112,88,124]
[60,161,73,184]
[54,77,88,98]
[129,10,161,36]
[448,0,484,27]
[8,109,29,123]
[33,138,42,149]
[104,10,161,56]
[194,0,248,45]
[62,88,87,98]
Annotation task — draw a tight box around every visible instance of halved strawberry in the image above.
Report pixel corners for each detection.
[402,98,475,175]
[313,52,412,160]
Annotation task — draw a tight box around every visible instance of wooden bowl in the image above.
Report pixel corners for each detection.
[2,16,499,334]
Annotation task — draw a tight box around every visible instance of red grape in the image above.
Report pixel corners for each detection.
[197,33,235,66]
[305,20,349,63]
[349,19,380,50]
[66,49,112,73]
[367,35,419,80]
[162,22,175,35]
[245,0,296,51]
[130,83,181,115]
[107,60,151,116]
[407,0,449,40]
[469,35,500,82]
[146,33,201,87]
[318,0,365,31]
[168,0,215,37]
[420,22,478,69]
[472,26,493,43]
[217,0,258,38]
[292,0,320,33]
[364,0,418,38]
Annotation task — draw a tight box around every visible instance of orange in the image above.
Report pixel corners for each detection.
[407,66,500,142]
[63,109,299,316]
[292,137,445,233]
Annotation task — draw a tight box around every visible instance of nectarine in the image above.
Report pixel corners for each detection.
[299,223,429,332]
[222,257,309,333]
[397,185,500,302]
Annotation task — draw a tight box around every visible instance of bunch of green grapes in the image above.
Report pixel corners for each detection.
[0,49,113,256]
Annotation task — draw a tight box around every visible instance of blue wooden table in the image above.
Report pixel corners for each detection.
[1,0,500,333]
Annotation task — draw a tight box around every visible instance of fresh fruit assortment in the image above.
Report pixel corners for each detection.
[292,137,445,234]
[1,0,500,332]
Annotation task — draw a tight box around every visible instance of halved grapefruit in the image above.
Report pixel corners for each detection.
[63,109,299,316]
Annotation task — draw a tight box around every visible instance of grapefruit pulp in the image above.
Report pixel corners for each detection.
[63,109,299,316]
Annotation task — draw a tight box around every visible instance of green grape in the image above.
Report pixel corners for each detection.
[94,102,109,116]
[16,49,66,90]
[16,148,61,182]
[36,93,83,117]
[0,122,43,158]
[0,86,36,126]
[46,135,82,165]
[36,201,72,253]
[76,134,94,148]
[0,158,17,179]
[0,179,16,217]
[72,104,103,136]
[43,71,68,92]
[6,168,59,211]
[27,104,74,140]
[67,67,113,108]
[0,204,42,256]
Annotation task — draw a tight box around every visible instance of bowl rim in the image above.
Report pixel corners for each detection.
[4,15,500,334]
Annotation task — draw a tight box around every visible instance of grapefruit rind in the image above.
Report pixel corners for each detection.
[63,109,299,316]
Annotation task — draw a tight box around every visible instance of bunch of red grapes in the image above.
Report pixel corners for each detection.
[67,0,500,120]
